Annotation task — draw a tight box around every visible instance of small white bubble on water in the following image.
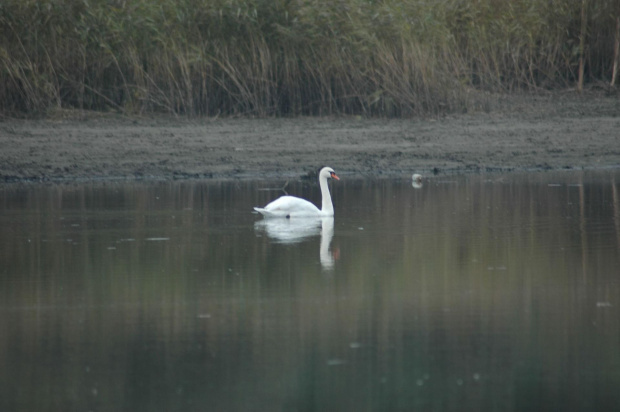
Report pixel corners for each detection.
[327,359,346,366]
[596,301,612,307]
[349,342,362,349]
[473,373,480,381]
[456,379,463,386]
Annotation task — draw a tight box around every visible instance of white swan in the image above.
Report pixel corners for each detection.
[254,167,340,218]
[412,173,423,189]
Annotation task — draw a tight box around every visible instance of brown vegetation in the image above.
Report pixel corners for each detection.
[1,0,619,117]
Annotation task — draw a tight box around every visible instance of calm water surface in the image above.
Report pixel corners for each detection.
[1,171,620,411]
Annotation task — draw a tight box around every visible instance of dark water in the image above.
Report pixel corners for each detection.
[1,171,620,411]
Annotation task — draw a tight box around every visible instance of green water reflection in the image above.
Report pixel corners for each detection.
[1,171,619,411]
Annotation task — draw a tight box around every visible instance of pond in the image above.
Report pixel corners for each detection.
[1,170,620,411]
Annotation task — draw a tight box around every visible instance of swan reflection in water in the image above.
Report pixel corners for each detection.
[254,217,338,270]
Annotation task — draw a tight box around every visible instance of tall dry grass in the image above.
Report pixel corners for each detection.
[0,0,618,117]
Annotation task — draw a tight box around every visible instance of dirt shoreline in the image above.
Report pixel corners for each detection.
[1,93,619,184]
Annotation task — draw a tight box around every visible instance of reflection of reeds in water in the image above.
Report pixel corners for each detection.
[1,1,619,116]
[1,175,620,410]
[612,178,620,264]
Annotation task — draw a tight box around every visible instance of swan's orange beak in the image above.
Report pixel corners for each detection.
[331,172,340,180]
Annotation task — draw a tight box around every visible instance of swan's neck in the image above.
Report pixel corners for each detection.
[319,175,333,214]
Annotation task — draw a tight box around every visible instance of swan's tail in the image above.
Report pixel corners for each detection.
[254,207,288,218]
[254,207,277,217]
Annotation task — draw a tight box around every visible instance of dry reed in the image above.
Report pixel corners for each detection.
[0,0,618,117]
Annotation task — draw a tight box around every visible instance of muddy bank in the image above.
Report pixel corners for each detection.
[1,93,619,183]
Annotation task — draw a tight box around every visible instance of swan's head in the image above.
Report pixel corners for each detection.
[320,166,340,181]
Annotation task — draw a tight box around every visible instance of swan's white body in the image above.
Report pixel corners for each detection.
[254,167,339,218]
